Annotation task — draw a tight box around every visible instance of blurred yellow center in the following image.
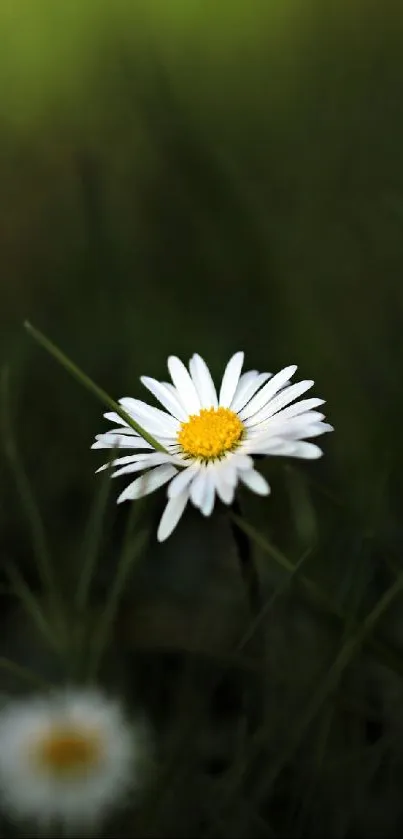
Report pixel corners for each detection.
[34,726,103,777]
[178,407,244,459]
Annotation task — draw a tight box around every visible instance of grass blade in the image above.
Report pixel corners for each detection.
[0,657,53,690]
[87,498,148,680]
[1,367,64,633]
[206,569,403,834]
[24,321,167,453]
[231,513,403,680]
[4,561,59,652]
[236,546,312,652]
[75,463,112,613]
[257,567,403,795]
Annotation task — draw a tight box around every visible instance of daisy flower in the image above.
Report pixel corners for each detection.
[0,688,147,832]
[92,353,333,542]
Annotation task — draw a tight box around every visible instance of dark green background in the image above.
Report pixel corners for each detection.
[2,1,402,559]
[1,3,403,836]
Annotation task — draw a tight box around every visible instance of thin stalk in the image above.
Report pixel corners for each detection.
[236,546,312,652]
[24,322,167,453]
[1,368,64,637]
[4,561,59,651]
[231,513,403,681]
[87,500,148,681]
[230,498,262,614]
[258,567,403,795]
[75,465,112,613]
[206,568,403,835]
[0,657,52,690]
[230,498,265,733]
[141,540,313,835]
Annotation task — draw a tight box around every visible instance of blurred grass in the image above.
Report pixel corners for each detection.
[1,1,403,836]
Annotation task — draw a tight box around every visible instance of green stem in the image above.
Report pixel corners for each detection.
[230,498,262,614]
[24,322,167,453]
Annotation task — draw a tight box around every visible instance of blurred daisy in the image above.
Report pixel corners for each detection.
[0,688,146,832]
[92,353,333,541]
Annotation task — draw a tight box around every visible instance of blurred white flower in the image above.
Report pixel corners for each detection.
[93,352,333,541]
[0,688,146,832]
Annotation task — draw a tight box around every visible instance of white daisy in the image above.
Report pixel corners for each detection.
[92,353,333,542]
[0,688,147,832]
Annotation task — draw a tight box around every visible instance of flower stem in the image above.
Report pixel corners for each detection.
[230,497,265,733]
[230,497,262,615]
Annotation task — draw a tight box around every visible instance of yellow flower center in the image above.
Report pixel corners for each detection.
[32,726,103,777]
[178,407,244,460]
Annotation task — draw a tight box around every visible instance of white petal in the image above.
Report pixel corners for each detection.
[213,463,237,504]
[189,467,208,510]
[167,463,200,498]
[239,365,297,420]
[189,354,218,408]
[244,380,315,426]
[255,410,333,442]
[166,443,185,455]
[286,441,323,459]
[221,460,238,487]
[230,371,272,413]
[239,469,271,496]
[233,370,258,394]
[309,422,333,436]
[282,410,325,424]
[201,467,215,516]
[140,377,188,421]
[112,453,180,479]
[162,381,188,409]
[248,439,323,459]
[262,397,325,424]
[276,420,333,440]
[92,434,153,450]
[243,437,297,456]
[103,411,132,427]
[231,453,254,471]
[112,460,162,479]
[219,352,244,407]
[119,397,179,436]
[117,464,177,503]
[94,430,137,439]
[157,490,189,541]
[167,356,201,414]
[96,454,144,472]
[251,412,327,438]
[238,370,258,385]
